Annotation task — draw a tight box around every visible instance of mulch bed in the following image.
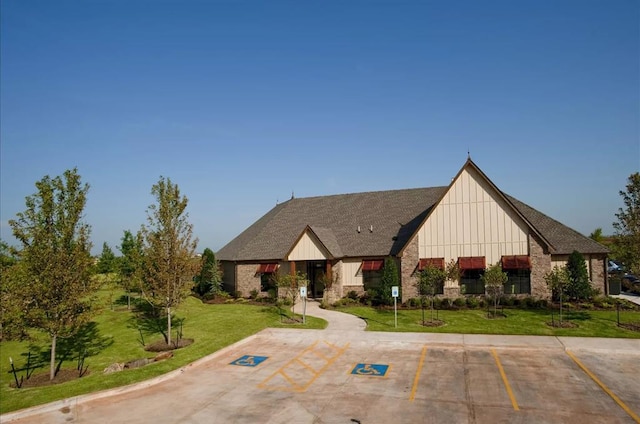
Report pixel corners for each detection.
[10,368,89,389]
[546,321,578,328]
[144,338,194,352]
[418,320,444,327]
[619,323,640,332]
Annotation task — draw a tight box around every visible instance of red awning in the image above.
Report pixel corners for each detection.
[501,255,531,270]
[256,263,279,273]
[458,256,486,270]
[418,258,445,271]
[362,260,384,271]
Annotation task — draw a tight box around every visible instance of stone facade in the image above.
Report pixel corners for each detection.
[589,255,606,295]
[400,236,419,303]
[235,264,261,298]
[529,234,551,299]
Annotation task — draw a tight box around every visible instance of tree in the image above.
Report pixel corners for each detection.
[417,265,445,324]
[589,228,604,243]
[376,257,399,306]
[139,176,198,346]
[544,266,570,325]
[612,172,640,275]
[194,248,221,296]
[118,230,143,309]
[8,168,96,380]
[0,240,24,340]
[481,263,508,318]
[565,250,592,300]
[274,271,308,320]
[96,242,116,274]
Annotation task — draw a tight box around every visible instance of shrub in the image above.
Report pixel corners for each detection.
[433,297,443,309]
[453,298,466,308]
[535,299,548,309]
[522,296,536,308]
[407,298,421,308]
[347,290,359,300]
[501,296,515,307]
[249,289,259,300]
[478,297,487,308]
[466,297,480,309]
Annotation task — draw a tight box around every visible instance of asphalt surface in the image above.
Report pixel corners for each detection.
[2,300,639,424]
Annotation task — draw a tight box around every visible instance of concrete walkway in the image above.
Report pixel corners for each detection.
[612,291,640,306]
[296,298,366,331]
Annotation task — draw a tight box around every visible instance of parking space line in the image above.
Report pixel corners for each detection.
[491,349,519,411]
[566,350,640,423]
[409,346,427,401]
[258,340,349,393]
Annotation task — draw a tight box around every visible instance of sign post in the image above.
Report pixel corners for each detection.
[392,286,399,328]
[300,286,307,324]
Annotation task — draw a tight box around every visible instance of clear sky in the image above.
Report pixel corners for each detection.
[1,0,639,255]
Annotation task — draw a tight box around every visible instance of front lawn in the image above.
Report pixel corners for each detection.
[335,305,640,338]
[0,294,326,414]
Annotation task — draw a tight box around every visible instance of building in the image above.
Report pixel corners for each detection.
[217,159,608,302]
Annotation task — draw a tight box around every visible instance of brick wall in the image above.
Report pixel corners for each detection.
[590,255,606,295]
[529,234,551,299]
[400,236,419,302]
[236,264,261,298]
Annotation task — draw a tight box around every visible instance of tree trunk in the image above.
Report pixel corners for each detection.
[167,306,172,346]
[50,334,57,381]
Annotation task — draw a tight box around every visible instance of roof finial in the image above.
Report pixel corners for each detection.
[467,148,471,159]
[291,190,295,200]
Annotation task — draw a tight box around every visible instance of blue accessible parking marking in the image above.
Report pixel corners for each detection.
[230,355,269,367]
[351,363,390,377]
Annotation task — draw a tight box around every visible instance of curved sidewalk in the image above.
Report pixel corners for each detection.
[296,298,367,331]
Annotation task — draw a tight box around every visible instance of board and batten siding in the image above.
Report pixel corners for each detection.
[341,259,364,287]
[287,232,329,261]
[417,167,529,266]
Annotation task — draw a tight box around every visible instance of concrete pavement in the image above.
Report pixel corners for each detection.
[2,300,640,423]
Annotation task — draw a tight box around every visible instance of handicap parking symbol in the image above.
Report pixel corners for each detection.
[351,363,389,377]
[230,355,268,367]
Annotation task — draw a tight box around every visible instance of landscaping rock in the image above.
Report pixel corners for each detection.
[124,358,153,369]
[154,351,174,362]
[103,363,125,374]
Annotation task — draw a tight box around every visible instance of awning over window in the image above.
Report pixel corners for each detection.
[362,260,384,271]
[418,258,445,271]
[256,263,279,273]
[501,255,531,270]
[458,256,486,270]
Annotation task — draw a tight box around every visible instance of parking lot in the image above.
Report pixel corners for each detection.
[5,328,640,424]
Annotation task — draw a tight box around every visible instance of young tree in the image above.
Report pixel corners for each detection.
[139,177,198,346]
[611,172,640,274]
[194,248,221,296]
[376,257,399,306]
[118,230,143,309]
[544,265,570,325]
[417,265,446,324]
[565,250,592,300]
[8,169,97,380]
[96,242,116,274]
[274,271,308,320]
[481,263,508,318]
[589,228,604,243]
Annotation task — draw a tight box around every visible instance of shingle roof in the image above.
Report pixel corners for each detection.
[217,187,447,261]
[217,178,608,261]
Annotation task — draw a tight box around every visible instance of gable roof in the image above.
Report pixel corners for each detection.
[217,162,608,261]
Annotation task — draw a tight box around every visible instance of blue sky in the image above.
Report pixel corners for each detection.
[1,0,638,255]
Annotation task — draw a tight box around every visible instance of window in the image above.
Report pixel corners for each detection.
[363,269,383,290]
[504,269,531,294]
[460,269,485,294]
[260,272,276,292]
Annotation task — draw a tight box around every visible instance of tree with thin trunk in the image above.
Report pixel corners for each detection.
[139,176,198,346]
[97,242,116,274]
[544,266,570,326]
[9,169,97,380]
[118,230,143,309]
[481,263,508,318]
[417,265,446,324]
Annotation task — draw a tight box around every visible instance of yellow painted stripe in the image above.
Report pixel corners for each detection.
[566,350,640,424]
[409,346,428,401]
[491,349,520,411]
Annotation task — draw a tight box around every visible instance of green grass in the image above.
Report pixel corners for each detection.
[0,292,325,414]
[336,306,640,338]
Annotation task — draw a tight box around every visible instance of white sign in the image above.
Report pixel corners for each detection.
[300,286,307,298]
[392,286,399,298]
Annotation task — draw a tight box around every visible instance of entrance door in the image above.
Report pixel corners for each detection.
[306,261,326,299]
